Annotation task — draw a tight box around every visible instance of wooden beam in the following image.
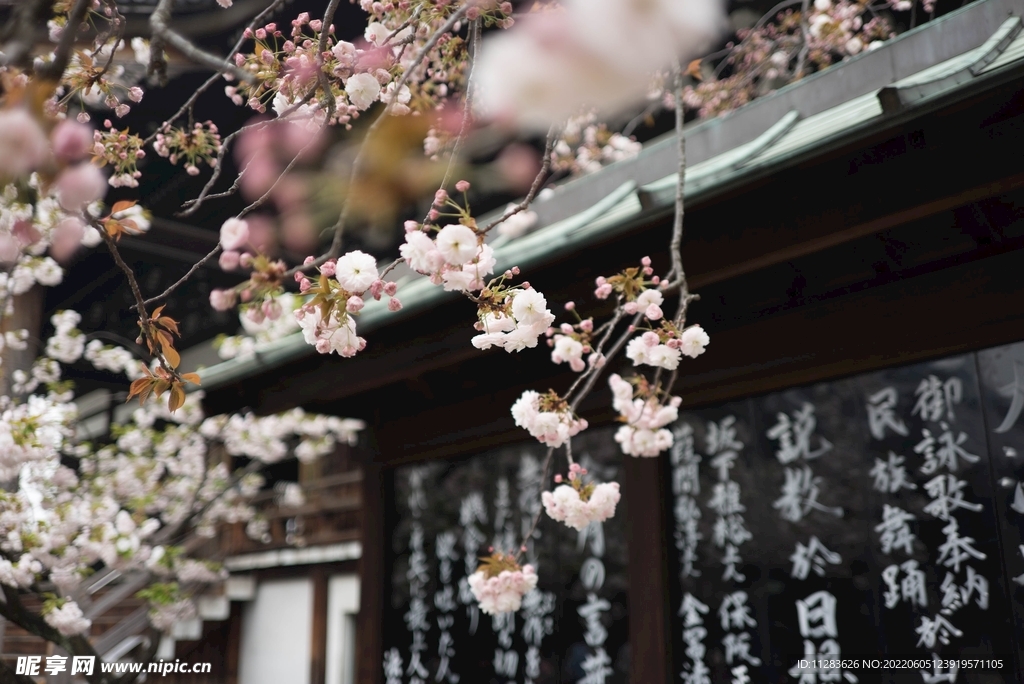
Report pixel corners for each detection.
[688,172,1024,290]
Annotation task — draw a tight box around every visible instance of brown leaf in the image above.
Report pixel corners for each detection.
[168,383,186,413]
[180,373,201,386]
[152,380,171,398]
[686,59,703,81]
[127,377,152,404]
[110,200,137,214]
[161,343,180,370]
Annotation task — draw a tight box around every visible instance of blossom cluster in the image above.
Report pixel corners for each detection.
[679,0,893,119]
[551,114,643,177]
[541,463,621,531]
[153,121,223,177]
[511,390,587,448]
[609,373,682,457]
[468,554,538,615]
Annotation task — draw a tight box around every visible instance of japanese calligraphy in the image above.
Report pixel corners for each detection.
[912,375,962,423]
[790,536,842,580]
[867,387,909,440]
[874,505,917,556]
[767,403,834,464]
[869,452,917,493]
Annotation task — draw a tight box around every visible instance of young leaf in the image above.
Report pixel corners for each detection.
[180,373,201,385]
[168,383,186,413]
[110,200,137,215]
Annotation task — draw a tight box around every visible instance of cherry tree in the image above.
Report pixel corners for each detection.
[0,0,946,679]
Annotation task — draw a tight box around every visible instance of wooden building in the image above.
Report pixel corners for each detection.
[200,0,1024,681]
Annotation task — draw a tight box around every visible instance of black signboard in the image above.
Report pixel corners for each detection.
[667,350,1020,684]
[383,430,630,684]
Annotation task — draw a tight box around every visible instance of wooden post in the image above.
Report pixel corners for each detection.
[310,567,328,684]
[623,453,672,684]
[356,455,384,684]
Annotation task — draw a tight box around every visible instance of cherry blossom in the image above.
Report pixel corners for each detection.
[542,464,621,531]
[511,390,587,448]
[468,555,539,615]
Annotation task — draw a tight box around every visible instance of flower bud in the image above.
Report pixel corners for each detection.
[387,297,402,311]
[346,296,364,313]
[455,179,470,192]
[219,250,240,271]
[383,281,398,296]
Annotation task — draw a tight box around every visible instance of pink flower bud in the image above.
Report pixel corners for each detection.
[564,301,575,311]
[641,256,651,266]
[428,209,439,221]
[594,283,612,299]
[315,338,331,354]
[595,276,607,286]
[320,259,337,277]
[433,189,448,205]
[246,306,265,324]
[346,296,364,313]
[263,299,282,320]
[623,301,638,314]
[651,275,660,285]
[239,252,254,268]
[383,281,398,296]
[219,217,249,251]
[404,220,419,232]
[219,250,240,271]
[55,163,107,210]
[554,474,562,483]
[209,289,237,311]
[580,319,593,332]
[303,255,316,265]
[642,331,659,347]
[50,120,93,162]
[299,278,312,292]
[455,179,470,192]
[560,323,574,334]
[387,297,402,311]
[511,266,520,275]
[369,279,384,300]
[646,304,663,320]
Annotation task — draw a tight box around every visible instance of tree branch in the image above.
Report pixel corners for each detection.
[143,0,290,146]
[36,0,91,81]
[149,0,256,85]
[482,125,558,234]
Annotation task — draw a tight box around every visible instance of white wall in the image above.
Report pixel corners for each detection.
[239,578,313,684]
[325,575,360,684]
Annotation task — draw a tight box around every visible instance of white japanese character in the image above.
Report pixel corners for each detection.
[869,452,917,493]
[915,614,963,648]
[767,403,833,464]
[796,591,838,639]
[874,505,917,556]
[790,535,842,580]
[867,387,909,440]
[936,518,986,574]
[912,375,962,423]
[916,424,979,475]
[923,475,983,521]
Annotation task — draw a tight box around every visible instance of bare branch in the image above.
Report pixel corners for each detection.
[482,125,558,234]
[140,245,222,310]
[149,0,256,85]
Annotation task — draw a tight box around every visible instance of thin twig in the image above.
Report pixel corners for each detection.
[513,446,555,564]
[481,126,559,234]
[149,0,255,84]
[435,18,480,194]
[143,0,289,146]
[36,0,91,81]
[140,245,222,309]
[286,4,471,278]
